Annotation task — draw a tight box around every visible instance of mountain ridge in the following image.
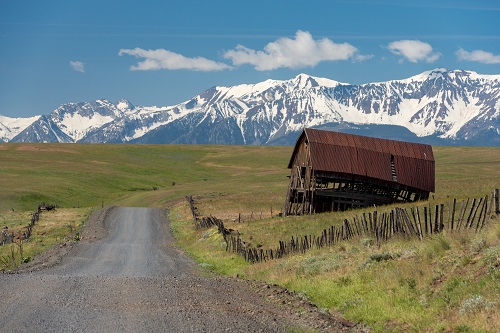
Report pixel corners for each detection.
[1,68,499,146]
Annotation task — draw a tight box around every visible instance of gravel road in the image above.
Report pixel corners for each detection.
[0,207,367,333]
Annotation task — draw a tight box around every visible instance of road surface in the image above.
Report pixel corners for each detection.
[0,207,349,332]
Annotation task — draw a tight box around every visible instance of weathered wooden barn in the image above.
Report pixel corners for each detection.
[283,128,435,215]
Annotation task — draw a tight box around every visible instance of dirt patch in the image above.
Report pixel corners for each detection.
[15,145,80,154]
[78,206,114,242]
[88,160,109,165]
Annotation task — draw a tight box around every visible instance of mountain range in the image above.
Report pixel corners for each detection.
[1,68,499,146]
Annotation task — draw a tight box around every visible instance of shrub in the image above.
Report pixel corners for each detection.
[459,295,496,315]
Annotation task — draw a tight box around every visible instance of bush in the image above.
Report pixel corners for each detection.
[459,295,496,315]
[22,256,31,263]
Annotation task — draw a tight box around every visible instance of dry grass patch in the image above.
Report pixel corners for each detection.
[0,208,91,270]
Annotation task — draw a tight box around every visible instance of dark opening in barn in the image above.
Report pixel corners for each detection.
[283,128,435,216]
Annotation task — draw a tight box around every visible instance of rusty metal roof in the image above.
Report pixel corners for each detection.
[288,128,435,192]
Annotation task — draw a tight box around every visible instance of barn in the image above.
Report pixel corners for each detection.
[283,128,435,216]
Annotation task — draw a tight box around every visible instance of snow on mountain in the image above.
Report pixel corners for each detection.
[5,69,500,145]
[0,114,41,142]
[116,99,135,111]
[50,99,127,141]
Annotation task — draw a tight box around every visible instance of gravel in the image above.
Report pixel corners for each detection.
[1,207,369,333]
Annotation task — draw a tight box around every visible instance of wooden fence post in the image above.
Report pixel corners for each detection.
[461,199,469,230]
[495,189,499,214]
[483,191,495,228]
[475,197,488,232]
[465,198,477,229]
[451,199,456,231]
[439,204,445,232]
[434,205,439,233]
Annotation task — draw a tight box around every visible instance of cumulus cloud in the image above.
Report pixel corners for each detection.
[223,30,369,71]
[456,48,500,64]
[388,40,441,63]
[118,48,233,71]
[70,61,85,73]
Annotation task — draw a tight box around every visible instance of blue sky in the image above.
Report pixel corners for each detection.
[1,0,499,118]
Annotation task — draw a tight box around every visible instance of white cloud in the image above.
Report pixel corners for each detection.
[388,40,441,63]
[118,48,232,71]
[223,30,368,71]
[456,48,500,64]
[70,61,85,73]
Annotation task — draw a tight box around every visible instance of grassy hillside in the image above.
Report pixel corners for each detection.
[0,143,290,212]
[1,143,499,332]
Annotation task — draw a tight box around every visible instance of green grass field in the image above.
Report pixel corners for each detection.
[1,143,499,332]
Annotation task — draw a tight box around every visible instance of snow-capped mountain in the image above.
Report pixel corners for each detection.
[2,69,499,145]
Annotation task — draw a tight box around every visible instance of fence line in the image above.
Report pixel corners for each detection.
[188,189,499,264]
[1,203,57,269]
[1,203,57,247]
[187,204,282,225]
